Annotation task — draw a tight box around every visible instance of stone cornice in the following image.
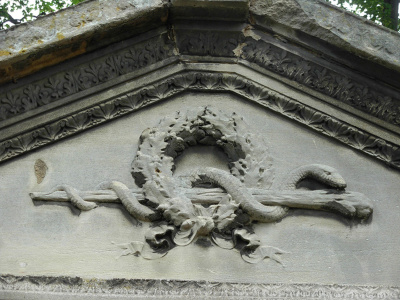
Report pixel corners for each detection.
[0,31,176,129]
[1,1,400,173]
[2,27,400,136]
[249,0,400,73]
[1,275,399,299]
[0,0,169,85]
[2,0,400,86]
[239,36,400,130]
[1,70,399,172]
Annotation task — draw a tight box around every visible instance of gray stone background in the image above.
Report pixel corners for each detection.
[1,93,399,286]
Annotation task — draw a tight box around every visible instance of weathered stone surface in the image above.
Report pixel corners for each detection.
[249,0,400,73]
[1,1,400,299]
[0,94,399,290]
[0,0,168,85]
[1,276,399,299]
[170,0,249,21]
[2,0,400,86]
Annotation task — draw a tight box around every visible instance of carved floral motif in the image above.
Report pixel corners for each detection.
[241,38,400,126]
[0,34,175,121]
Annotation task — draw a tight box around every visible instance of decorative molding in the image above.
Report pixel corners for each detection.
[3,29,400,133]
[1,71,400,170]
[0,33,176,122]
[1,275,399,299]
[240,37,400,127]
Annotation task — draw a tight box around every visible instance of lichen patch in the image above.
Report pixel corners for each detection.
[57,32,65,40]
[0,51,12,56]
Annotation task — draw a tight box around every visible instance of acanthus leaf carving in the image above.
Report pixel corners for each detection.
[2,71,400,173]
[241,38,400,126]
[0,34,175,122]
[1,92,22,116]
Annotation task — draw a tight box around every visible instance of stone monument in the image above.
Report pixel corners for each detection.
[0,0,399,299]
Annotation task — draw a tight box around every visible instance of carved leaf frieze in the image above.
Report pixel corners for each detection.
[241,38,400,126]
[0,34,175,122]
[1,30,400,134]
[1,71,400,171]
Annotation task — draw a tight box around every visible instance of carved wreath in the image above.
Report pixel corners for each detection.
[31,107,373,264]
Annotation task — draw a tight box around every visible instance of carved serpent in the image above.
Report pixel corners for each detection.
[47,182,159,222]
[190,167,285,223]
[48,109,349,228]
[45,185,97,211]
[270,163,348,220]
[189,164,347,223]
[34,107,372,264]
[97,181,160,222]
[282,164,347,191]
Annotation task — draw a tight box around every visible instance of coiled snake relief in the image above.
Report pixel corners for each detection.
[31,107,373,264]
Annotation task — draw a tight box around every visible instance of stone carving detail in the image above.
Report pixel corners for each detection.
[31,107,373,264]
[0,34,175,122]
[2,30,400,131]
[1,275,399,299]
[241,37,400,126]
[3,71,400,171]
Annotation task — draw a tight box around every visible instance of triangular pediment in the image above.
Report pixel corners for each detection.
[1,1,400,298]
[2,88,398,290]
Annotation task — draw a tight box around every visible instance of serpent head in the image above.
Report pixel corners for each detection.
[309,164,347,189]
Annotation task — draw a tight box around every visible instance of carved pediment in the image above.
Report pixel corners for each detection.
[1,1,400,299]
[30,106,373,264]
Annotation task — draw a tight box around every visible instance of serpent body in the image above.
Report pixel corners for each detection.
[98,181,160,222]
[191,167,286,223]
[272,163,347,220]
[47,185,97,211]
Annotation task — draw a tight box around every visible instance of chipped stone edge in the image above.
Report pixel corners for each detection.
[249,0,400,73]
